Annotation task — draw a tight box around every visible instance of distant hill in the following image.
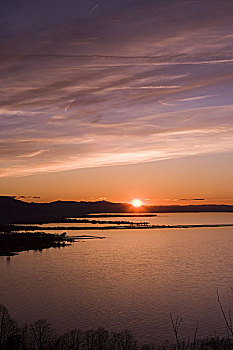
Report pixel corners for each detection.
[0,196,133,223]
[1,196,233,223]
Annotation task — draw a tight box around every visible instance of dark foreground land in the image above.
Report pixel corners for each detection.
[0,232,73,256]
[0,232,104,256]
[0,304,232,350]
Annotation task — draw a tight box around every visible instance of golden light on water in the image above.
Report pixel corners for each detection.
[131,199,142,207]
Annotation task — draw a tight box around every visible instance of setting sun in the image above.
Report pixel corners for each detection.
[131,199,143,207]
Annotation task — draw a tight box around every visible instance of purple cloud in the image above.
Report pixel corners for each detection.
[1,0,233,176]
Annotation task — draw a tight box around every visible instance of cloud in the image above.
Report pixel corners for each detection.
[1,0,233,177]
[176,95,215,102]
[17,150,47,158]
[4,195,41,199]
[179,198,206,201]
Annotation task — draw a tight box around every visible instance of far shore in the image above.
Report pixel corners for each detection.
[1,222,233,233]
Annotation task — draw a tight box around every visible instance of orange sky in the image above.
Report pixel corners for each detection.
[1,153,233,205]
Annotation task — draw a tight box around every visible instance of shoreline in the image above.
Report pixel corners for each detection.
[1,223,233,232]
[0,231,104,256]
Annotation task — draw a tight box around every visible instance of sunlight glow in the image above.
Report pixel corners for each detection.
[131,199,143,207]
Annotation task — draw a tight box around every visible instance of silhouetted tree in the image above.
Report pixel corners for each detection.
[109,330,138,350]
[29,319,52,350]
[60,328,83,350]
[0,304,18,350]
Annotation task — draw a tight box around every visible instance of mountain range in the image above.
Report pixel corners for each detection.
[1,196,233,224]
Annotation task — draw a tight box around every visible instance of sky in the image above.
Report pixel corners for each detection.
[1,0,233,204]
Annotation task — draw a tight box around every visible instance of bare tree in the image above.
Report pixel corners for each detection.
[109,329,138,350]
[29,319,52,350]
[170,314,182,350]
[60,328,83,350]
[0,304,18,349]
[217,289,233,338]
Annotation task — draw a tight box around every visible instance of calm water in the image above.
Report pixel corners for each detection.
[1,213,233,344]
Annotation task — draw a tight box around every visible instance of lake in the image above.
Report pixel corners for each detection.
[1,213,233,345]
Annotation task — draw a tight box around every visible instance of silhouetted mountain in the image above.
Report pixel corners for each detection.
[1,196,233,223]
[0,196,132,223]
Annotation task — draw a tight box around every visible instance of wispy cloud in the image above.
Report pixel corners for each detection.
[6,195,41,200]
[89,2,102,13]
[1,0,233,177]
[17,150,47,158]
[180,198,206,201]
